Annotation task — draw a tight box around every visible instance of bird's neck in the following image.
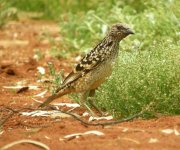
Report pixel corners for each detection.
[105,34,123,43]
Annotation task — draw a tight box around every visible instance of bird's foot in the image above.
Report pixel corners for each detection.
[83,103,106,117]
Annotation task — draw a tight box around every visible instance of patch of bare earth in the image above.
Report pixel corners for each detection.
[0,20,179,150]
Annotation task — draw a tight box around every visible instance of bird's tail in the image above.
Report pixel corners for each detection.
[38,88,70,108]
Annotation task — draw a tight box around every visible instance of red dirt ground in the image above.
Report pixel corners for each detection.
[0,20,179,150]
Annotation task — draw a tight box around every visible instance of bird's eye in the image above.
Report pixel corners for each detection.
[117,26,122,30]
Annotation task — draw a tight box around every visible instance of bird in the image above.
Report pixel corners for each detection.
[38,23,134,115]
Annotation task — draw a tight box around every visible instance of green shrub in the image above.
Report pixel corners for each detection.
[96,43,179,118]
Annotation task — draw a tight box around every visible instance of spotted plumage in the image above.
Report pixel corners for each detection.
[39,23,134,114]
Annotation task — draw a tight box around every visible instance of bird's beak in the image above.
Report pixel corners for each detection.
[126,28,134,34]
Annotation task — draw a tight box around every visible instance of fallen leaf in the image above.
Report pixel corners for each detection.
[6,69,16,75]
[161,129,174,134]
[53,103,80,108]
[37,66,45,75]
[88,116,113,122]
[148,138,159,143]
[32,98,42,103]
[16,80,27,85]
[122,128,129,132]
[82,112,89,117]
[3,85,39,90]
[34,90,47,97]
[21,110,59,117]
[17,86,29,93]
[174,129,180,136]
[117,137,140,144]
[50,112,70,119]
[35,99,80,108]
[21,110,70,119]
[84,130,104,136]
[0,130,4,135]
[63,130,104,140]
[37,78,52,83]
[44,136,51,140]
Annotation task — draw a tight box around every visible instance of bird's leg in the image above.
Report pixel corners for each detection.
[80,91,95,116]
[88,89,104,116]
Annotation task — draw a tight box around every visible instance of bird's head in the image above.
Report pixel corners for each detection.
[108,23,134,40]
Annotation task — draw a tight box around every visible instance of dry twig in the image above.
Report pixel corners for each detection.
[1,102,152,127]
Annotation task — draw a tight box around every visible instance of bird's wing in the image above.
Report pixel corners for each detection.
[61,55,102,88]
[60,40,114,89]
